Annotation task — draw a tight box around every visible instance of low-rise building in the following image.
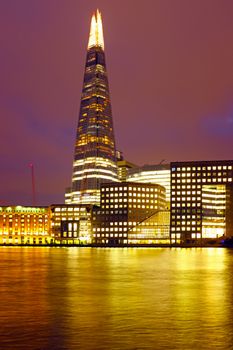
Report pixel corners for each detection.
[92,182,167,245]
[0,206,51,244]
[50,204,92,244]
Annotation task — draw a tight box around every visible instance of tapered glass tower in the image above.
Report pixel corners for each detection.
[65,10,118,205]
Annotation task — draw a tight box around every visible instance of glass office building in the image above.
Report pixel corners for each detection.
[170,160,233,244]
[127,210,170,245]
[127,164,171,204]
[65,10,118,205]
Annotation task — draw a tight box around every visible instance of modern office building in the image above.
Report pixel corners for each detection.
[127,164,171,204]
[92,182,167,245]
[0,206,51,244]
[50,204,92,244]
[117,159,137,181]
[127,210,170,245]
[65,9,118,206]
[170,160,233,244]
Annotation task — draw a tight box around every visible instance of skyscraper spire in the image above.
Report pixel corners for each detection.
[65,10,118,205]
[88,9,104,50]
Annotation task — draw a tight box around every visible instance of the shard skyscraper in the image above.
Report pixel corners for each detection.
[65,10,118,205]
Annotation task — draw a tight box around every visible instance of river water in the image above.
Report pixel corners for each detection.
[0,247,233,350]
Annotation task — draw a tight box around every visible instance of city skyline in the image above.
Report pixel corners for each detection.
[1,1,233,205]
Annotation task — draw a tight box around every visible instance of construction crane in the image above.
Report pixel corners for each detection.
[29,163,36,206]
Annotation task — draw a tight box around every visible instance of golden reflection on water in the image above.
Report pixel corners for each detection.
[0,247,233,349]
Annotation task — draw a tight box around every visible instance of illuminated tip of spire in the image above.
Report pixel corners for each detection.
[88,9,104,50]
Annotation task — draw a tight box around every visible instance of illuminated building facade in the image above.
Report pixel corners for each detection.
[127,210,170,245]
[92,182,167,245]
[117,159,137,181]
[0,206,51,244]
[65,9,118,206]
[127,164,171,204]
[170,160,233,244]
[50,204,92,244]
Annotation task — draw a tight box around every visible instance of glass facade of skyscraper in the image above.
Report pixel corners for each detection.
[65,10,118,205]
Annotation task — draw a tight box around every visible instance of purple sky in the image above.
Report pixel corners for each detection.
[1,0,233,205]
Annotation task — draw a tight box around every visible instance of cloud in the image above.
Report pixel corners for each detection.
[201,109,233,138]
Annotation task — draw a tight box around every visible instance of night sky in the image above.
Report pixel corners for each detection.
[1,0,233,205]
